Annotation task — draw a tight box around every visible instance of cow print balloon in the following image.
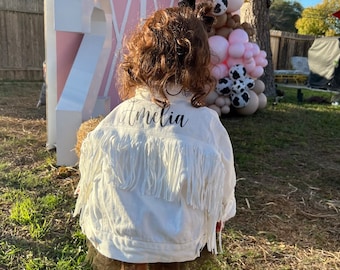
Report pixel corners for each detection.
[212,0,228,16]
[231,91,250,108]
[229,64,246,81]
[215,77,233,96]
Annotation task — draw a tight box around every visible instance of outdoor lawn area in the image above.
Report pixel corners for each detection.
[0,81,339,269]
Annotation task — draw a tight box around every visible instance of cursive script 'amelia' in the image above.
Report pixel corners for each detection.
[120,100,189,128]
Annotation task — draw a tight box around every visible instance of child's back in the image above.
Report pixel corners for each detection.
[74,4,236,269]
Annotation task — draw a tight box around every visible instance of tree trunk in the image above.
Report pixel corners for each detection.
[241,0,276,97]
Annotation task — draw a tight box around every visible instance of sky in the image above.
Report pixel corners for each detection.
[297,0,322,8]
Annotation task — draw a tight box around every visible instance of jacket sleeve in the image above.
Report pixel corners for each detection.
[212,117,237,222]
[73,129,103,217]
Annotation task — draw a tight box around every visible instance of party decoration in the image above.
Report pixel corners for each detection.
[229,64,254,108]
[205,90,219,106]
[212,0,228,16]
[208,35,229,65]
[252,79,265,94]
[231,91,250,108]
[236,90,259,115]
[204,0,268,116]
[211,63,229,80]
[215,77,233,96]
[257,93,267,110]
[226,0,244,13]
[214,13,228,29]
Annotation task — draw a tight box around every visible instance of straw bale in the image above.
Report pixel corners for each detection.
[75,116,103,157]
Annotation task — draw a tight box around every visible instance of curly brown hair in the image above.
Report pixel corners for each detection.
[118,5,216,107]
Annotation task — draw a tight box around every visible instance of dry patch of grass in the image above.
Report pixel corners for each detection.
[220,87,340,269]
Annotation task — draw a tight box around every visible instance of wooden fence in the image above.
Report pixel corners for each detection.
[0,1,317,81]
[0,0,44,81]
[270,30,316,70]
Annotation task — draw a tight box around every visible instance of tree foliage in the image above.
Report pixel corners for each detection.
[295,0,340,36]
[269,0,303,32]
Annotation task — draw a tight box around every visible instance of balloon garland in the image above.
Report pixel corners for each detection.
[205,0,268,116]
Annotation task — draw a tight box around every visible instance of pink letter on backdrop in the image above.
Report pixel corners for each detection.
[46,0,178,165]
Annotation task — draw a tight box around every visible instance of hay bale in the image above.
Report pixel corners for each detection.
[75,116,104,157]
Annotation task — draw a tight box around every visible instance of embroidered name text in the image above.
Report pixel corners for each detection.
[124,101,188,127]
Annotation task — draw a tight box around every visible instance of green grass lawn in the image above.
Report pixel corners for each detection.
[0,82,339,269]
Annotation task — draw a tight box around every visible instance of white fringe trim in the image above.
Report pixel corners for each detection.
[74,127,230,251]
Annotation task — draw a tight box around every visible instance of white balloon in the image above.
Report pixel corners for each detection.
[227,0,244,13]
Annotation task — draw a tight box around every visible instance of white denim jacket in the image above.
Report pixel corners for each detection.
[74,88,236,263]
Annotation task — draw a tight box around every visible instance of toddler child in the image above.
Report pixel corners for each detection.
[74,3,236,270]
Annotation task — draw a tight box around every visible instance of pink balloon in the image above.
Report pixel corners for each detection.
[245,61,256,73]
[210,63,229,79]
[262,59,268,67]
[251,43,260,56]
[244,57,255,65]
[254,55,268,67]
[243,49,253,59]
[258,58,268,67]
[228,29,249,44]
[250,66,264,78]
[228,43,245,58]
[253,50,268,67]
[208,35,229,65]
[226,57,244,68]
[259,50,267,58]
[244,43,253,50]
